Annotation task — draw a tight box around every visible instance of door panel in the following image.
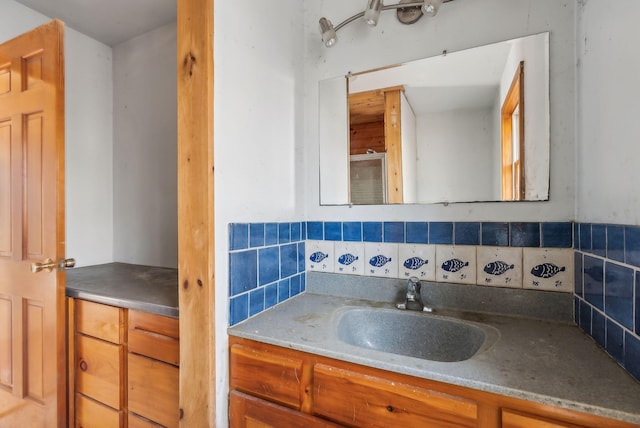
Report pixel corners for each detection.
[25,111,45,259]
[26,299,45,402]
[0,20,66,427]
[0,294,12,388]
[0,119,12,256]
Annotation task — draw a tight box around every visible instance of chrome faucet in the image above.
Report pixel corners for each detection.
[396,277,433,312]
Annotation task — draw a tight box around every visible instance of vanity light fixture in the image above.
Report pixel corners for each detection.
[364,0,383,26]
[319,17,338,47]
[319,0,455,47]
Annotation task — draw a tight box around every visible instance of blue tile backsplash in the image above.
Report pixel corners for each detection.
[482,222,510,246]
[229,222,305,325]
[307,221,569,249]
[574,222,640,383]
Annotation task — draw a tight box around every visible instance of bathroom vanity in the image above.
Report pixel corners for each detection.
[66,263,179,427]
[228,275,640,428]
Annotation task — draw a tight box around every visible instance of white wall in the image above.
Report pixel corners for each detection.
[401,92,417,203]
[112,23,177,268]
[319,76,349,204]
[0,0,114,267]
[417,107,495,202]
[304,0,576,221]
[576,0,640,225]
[213,1,305,425]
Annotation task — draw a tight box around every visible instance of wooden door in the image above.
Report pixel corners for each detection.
[0,20,66,427]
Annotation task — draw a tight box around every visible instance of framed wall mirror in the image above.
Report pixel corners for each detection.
[319,32,550,205]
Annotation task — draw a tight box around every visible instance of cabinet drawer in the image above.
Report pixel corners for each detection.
[75,300,124,344]
[128,353,180,427]
[312,364,477,428]
[128,310,179,365]
[229,343,304,410]
[230,390,342,428]
[76,334,124,410]
[75,393,123,427]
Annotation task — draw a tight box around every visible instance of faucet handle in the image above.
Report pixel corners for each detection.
[407,276,421,292]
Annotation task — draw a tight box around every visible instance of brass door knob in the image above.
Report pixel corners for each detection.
[31,258,76,273]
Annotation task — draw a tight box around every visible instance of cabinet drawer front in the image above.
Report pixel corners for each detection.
[128,353,180,428]
[230,343,304,410]
[75,299,123,344]
[128,310,179,365]
[76,334,124,410]
[312,364,477,428]
[76,393,123,427]
[229,390,342,428]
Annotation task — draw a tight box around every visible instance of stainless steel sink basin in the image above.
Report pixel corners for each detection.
[335,307,495,362]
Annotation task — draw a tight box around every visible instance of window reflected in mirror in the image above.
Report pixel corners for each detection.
[501,61,525,201]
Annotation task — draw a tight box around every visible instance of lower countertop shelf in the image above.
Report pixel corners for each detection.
[66,262,179,318]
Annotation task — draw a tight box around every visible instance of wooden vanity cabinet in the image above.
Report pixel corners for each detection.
[228,337,639,428]
[69,299,179,428]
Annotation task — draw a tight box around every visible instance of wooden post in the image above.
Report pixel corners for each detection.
[384,89,403,203]
[177,0,214,425]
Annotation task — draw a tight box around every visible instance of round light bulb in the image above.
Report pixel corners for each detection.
[319,18,338,47]
[422,0,443,17]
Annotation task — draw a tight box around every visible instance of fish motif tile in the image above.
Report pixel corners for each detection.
[334,242,365,275]
[398,244,436,281]
[364,243,398,278]
[306,240,334,273]
[523,248,574,292]
[435,245,476,285]
[476,247,523,288]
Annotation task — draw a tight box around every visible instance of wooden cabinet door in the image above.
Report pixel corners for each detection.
[229,391,342,428]
[0,20,66,428]
[75,394,123,428]
[75,334,124,410]
[229,343,304,409]
[75,300,124,344]
[312,363,477,428]
[128,310,179,365]
[128,353,179,427]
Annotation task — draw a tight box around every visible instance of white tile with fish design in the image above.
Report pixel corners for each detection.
[523,248,573,292]
[306,240,334,273]
[435,246,476,285]
[476,247,523,288]
[398,244,436,281]
[334,242,365,275]
[364,243,398,278]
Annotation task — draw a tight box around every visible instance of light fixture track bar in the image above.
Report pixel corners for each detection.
[334,12,366,32]
[333,0,452,32]
[321,0,454,47]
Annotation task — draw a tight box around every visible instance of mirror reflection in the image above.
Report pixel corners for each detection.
[319,33,550,205]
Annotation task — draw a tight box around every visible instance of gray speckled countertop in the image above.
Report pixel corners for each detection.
[66,263,178,317]
[228,273,640,425]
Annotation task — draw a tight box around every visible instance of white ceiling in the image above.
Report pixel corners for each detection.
[13,0,176,46]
